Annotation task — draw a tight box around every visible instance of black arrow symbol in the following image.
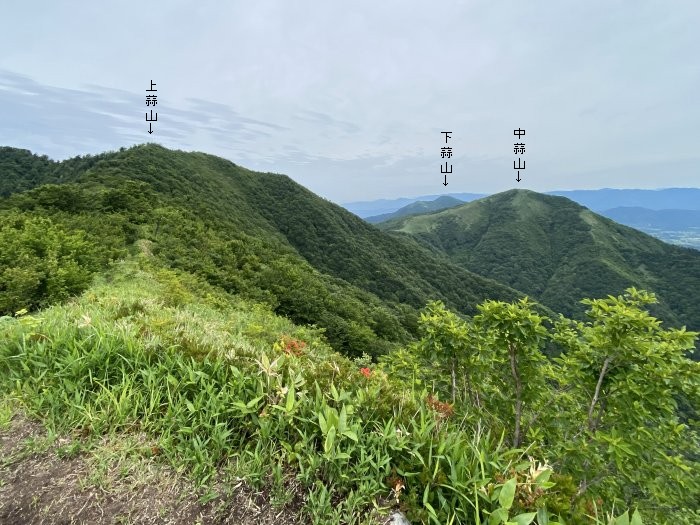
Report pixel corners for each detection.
[148,123,153,135]
[443,174,448,186]
[516,171,521,182]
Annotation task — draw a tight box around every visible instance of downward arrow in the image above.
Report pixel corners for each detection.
[516,171,521,182]
[443,174,448,186]
[148,123,153,135]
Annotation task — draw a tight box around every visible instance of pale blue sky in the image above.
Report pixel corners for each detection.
[1,1,698,202]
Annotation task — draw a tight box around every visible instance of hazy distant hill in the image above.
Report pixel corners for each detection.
[549,188,700,212]
[600,207,700,229]
[378,189,700,332]
[342,192,485,217]
[344,188,700,218]
[598,207,700,250]
[365,195,464,224]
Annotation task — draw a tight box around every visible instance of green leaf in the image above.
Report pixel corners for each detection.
[342,430,358,442]
[330,383,339,402]
[285,385,295,412]
[232,401,249,412]
[630,510,643,525]
[424,501,438,523]
[489,508,509,525]
[499,477,517,510]
[612,511,630,525]
[534,469,552,486]
[324,426,336,455]
[326,406,339,429]
[536,508,549,525]
[339,404,347,433]
[246,396,262,409]
[512,512,537,525]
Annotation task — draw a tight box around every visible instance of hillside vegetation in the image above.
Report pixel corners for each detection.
[0,144,521,358]
[2,258,698,524]
[378,189,700,338]
[1,145,698,524]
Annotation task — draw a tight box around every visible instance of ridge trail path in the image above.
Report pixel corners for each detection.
[0,412,305,525]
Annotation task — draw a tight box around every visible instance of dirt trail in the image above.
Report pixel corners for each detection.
[0,413,305,525]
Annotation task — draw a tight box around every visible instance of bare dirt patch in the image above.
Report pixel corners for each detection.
[0,412,306,525]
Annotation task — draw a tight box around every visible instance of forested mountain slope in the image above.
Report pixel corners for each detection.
[0,144,521,357]
[378,189,700,333]
[0,146,116,197]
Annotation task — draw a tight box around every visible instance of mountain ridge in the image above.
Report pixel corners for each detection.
[0,144,523,358]
[378,189,700,336]
[365,195,464,224]
[3,144,697,352]
[346,187,700,219]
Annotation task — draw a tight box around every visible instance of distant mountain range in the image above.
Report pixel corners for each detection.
[548,188,700,212]
[344,192,487,218]
[599,207,700,249]
[356,189,700,249]
[345,188,700,218]
[377,189,700,334]
[602,207,700,229]
[364,196,464,224]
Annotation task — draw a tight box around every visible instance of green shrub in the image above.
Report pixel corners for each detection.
[0,213,104,314]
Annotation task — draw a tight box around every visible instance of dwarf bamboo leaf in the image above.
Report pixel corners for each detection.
[499,477,517,510]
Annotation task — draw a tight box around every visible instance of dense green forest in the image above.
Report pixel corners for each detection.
[1,144,698,524]
[378,189,700,347]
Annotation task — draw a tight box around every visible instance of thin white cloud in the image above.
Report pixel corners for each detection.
[0,1,698,201]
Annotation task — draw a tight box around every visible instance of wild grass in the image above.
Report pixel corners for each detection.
[0,260,647,524]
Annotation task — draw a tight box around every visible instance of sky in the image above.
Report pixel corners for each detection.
[1,1,698,203]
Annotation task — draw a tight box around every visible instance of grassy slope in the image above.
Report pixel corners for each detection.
[379,189,700,330]
[0,258,549,525]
